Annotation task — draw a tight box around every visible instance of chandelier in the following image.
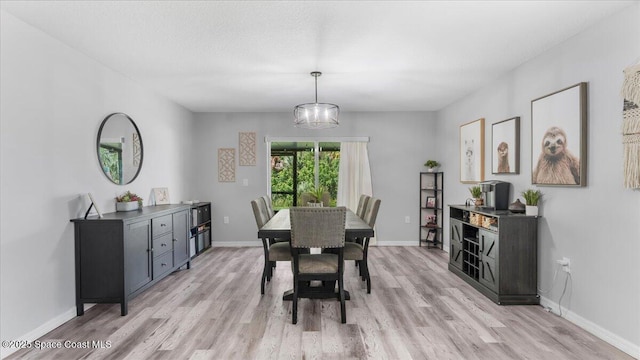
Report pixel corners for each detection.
[293,71,340,129]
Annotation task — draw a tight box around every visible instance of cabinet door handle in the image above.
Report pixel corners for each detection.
[173,238,177,242]
[161,223,167,227]
[161,263,167,267]
[161,243,167,247]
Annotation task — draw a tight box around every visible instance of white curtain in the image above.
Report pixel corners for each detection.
[337,142,373,212]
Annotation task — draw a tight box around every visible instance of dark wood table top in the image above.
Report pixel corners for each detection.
[258,208,374,239]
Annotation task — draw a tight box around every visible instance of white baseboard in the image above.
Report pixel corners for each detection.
[375,241,419,246]
[212,241,261,247]
[539,296,639,359]
[212,241,428,247]
[1,304,93,359]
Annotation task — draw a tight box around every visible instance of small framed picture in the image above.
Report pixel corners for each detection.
[153,187,170,205]
[86,192,103,218]
[492,117,520,174]
[426,197,436,208]
[426,230,436,242]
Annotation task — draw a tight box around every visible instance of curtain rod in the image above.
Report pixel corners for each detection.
[264,136,369,143]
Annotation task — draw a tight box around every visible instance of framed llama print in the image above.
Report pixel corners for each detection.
[492,117,520,174]
[459,118,485,183]
[531,82,587,186]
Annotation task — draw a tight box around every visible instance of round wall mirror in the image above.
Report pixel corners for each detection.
[97,113,143,185]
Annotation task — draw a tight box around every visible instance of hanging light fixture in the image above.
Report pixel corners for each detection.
[294,71,339,129]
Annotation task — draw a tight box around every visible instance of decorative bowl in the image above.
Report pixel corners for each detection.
[116,201,139,212]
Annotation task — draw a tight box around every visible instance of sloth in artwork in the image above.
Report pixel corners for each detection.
[496,142,510,173]
[533,126,580,185]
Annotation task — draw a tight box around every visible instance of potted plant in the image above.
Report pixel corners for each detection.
[469,185,483,206]
[309,186,327,207]
[521,189,542,216]
[424,160,440,172]
[115,191,143,212]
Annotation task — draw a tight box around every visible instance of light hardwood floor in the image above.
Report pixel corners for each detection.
[7,246,632,360]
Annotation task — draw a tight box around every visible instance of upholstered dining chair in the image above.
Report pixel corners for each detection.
[251,197,291,295]
[262,195,275,218]
[289,207,347,324]
[344,197,381,293]
[355,194,370,219]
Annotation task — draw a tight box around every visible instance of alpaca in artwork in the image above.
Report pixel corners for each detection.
[533,126,580,184]
[464,139,475,181]
[497,142,510,173]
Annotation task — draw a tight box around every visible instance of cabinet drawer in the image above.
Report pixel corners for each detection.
[152,233,173,257]
[153,251,173,279]
[152,215,173,236]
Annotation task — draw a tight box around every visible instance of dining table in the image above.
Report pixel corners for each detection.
[258,208,374,301]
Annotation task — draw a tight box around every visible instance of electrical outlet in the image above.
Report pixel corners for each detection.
[557,257,571,273]
[223,216,229,224]
[404,216,410,224]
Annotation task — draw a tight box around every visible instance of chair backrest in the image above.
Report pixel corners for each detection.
[321,192,331,206]
[251,197,271,229]
[356,194,370,219]
[262,195,275,218]
[363,197,381,228]
[298,193,313,206]
[290,207,346,248]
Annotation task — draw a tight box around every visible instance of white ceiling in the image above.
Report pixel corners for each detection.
[1,1,636,113]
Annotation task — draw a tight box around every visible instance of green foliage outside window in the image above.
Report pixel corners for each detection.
[99,146,121,184]
[271,149,340,209]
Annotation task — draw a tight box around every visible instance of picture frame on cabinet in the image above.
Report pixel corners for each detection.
[426,196,436,208]
[492,117,520,174]
[460,118,485,183]
[85,192,103,219]
[153,187,170,205]
[531,82,587,186]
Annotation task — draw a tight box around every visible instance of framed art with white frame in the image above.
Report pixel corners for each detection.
[86,192,103,218]
[459,118,485,183]
[153,187,170,205]
[492,117,520,174]
[531,82,587,186]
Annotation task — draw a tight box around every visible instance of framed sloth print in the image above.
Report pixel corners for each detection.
[531,82,587,186]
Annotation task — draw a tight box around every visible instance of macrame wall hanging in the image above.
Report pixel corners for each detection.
[621,63,640,189]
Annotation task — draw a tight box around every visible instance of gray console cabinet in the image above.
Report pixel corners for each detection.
[72,204,190,316]
[448,205,538,305]
[449,218,463,270]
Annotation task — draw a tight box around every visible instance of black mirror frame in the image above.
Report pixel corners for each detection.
[96,112,143,185]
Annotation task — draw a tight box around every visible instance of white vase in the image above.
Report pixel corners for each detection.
[116,201,139,212]
[525,205,538,216]
[427,167,438,173]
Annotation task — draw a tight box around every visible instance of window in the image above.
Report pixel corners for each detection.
[269,141,340,210]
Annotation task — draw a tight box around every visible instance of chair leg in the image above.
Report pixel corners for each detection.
[362,259,371,294]
[268,260,275,280]
[338,275,346,324]
[292,276,299,324]
[261,264,267,295]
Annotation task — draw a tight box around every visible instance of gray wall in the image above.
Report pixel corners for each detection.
[0,11,194,356]
[437,5,639,355]
[192,111,438,246]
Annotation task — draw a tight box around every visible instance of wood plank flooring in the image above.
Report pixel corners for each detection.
[7,246,632,360]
